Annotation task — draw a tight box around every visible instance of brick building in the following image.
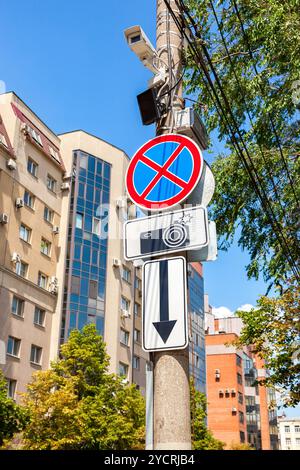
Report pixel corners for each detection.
[205,311,279,450]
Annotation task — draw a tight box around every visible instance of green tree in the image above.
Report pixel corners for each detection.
[235,281,300,406]
[184,0,300,405]
[184,0,300,287]
[190,379,225,450]
[19,324,145,450]
[0,370,27,446]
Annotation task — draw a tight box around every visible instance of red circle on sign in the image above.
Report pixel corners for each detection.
[126,134,203,211]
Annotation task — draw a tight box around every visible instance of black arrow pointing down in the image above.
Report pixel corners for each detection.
[153,260,177,343]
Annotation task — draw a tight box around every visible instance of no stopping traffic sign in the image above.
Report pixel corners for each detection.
[126,134,204,211]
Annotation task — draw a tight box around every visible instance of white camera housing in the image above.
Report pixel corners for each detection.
[124,25,159,74]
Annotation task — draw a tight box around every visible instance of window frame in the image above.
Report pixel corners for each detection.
[122,266,131,284]
[34,307,46,327]
[38,272,48,290]
[19,223,32,243]
[133,355,140,370]
[134,328,141,343]
[40,238,51,257]
[7,336,21,358]
[15,260,28,278]
[44,206,54,224]
[120,328,130,347]
[119,362,129,378]
[47,174,57,193]
[11,296,24,318]
[24,190,35,209]
[27,157,38,177]
[30,344,42,365]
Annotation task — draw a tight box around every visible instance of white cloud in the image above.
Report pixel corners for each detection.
[211,303,255,319]
[237,303,255,312]
[212,306,234,319]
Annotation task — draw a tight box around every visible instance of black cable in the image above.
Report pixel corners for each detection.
[207,0,290,231]
[231,0,300,208]
[163,0,300,279]
[177,0,300,278]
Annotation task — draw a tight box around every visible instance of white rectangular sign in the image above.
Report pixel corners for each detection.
[187,221,218,262]
[142,256,188,352]
[124,205,209,261]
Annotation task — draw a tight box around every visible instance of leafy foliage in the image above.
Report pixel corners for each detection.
[234,281,300,406]
[0,370,27,446]
[184,0,300,286]
[19,325,145,450]
[190,379,225,450]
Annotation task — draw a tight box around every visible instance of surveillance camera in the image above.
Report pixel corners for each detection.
[124,25,159,74]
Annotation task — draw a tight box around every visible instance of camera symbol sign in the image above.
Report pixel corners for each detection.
[126,134,204,211]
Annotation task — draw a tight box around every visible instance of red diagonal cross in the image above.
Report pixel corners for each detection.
[139,143,188,199]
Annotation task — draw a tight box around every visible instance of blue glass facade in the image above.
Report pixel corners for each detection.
[188,264,206,394]
[61,151,111,342]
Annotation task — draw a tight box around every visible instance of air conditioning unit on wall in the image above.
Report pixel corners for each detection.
[113,258,121,267]
[0,213,9,224]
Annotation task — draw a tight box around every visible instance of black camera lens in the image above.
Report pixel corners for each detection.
[162,223,188,248]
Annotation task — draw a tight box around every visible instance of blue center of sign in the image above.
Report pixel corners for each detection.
[133,141,194,202]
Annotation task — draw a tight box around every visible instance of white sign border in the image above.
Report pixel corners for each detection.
[142,256,188,352]
[124,205,209,261]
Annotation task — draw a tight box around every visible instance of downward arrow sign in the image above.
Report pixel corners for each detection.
[153,260,177,343]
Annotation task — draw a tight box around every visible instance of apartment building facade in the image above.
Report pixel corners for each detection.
[0,92,65,399]
[278,416,300,450]
[205,313,279,449]
[0,92,207,401]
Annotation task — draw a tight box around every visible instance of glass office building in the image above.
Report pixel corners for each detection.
[188,264,206,394]
[60,150,111,342]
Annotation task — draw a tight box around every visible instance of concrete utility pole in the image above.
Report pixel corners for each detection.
[153,0,192,450]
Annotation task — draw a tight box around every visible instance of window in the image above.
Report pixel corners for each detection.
[71,276,80,295]
[19,224,31,243]
[7,336,21,357]
[24,190,35,209]
[49,146,60,163]
[47,174,56,193]
[0,133,8,147]
[34,307,45,326]
[38,272,48,289]
[285,438,291,445]
[31,128,43,146]
[237,373,243,385]
[76,213,83,229]
[79,154,88,169]
[120,329,130,346]
[44,206,53,223]
[134,303,140,316]
[40,238,51,256]
[134,328,141,343]
[135,278,141,290]
[27,158,38,177]
[295,425,300,433]
[236,355,242,367]
[119,362,128,378]
[121,297,130,311]
[239,411,244,424]
[296,438,300,446]
[15,261,28,278]
[11,296,24,317]
[238,392,243,404]
[285,426,290,433]
[7,379,17,399]
[133,356,140,370]
[92,217,101,236]
[30,345,42,365]
[89,280,98,299]
[240,431,245,443]
[122,266,131,283]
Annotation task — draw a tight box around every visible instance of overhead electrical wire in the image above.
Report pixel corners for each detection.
[207,0,291,231]
[231,0,300,208]
[162,0,300,279]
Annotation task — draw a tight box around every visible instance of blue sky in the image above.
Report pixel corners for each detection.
[1,0,297,416]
